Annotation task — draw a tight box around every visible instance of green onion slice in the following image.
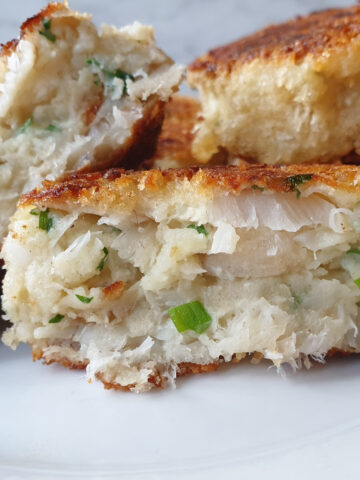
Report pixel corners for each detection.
[75,294,93,304]
[39,208,53,232]
[186,224,209,236]
[168,301,212,334]
[347,248,360,255]
[96,247,109,271]
[49,314,64,324]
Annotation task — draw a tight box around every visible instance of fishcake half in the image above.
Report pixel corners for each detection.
[0,2,183,242]
[3,165,360,391]
[188,6,360,165]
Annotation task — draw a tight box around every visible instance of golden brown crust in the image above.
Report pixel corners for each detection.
[102,281,126,301]
[19,164,360,211]
[143,95,228,169]
[75,99,166,174]
[0,3,65,58]
[117,99,165,171]
[188,6,360,77]
[33,348,89,370]
[33,348,358,391]
[143,95,200,168]
[326,347,359,358]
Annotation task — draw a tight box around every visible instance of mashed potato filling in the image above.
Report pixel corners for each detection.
[3,189,360,391]
[0,5,183,240]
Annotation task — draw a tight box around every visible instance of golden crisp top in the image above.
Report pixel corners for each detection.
[188,6,360,77]
[0,3,66,57]
[19,164,360,211]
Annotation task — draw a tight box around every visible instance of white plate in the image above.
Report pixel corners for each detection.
[2,341,360,479]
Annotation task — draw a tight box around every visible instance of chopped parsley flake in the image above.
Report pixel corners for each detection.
[18,116,33,134]
[285,174,313,198]
[39,19,56,43]
[187,224,209,236]
[111,227,122,233]
[169,301,212,334]
[354,278,360,288]
[49,314,64,324]
[45,124,61,133]
[96,247,109,271]
[292,294,302,308]
[347,248,360,255]
[76,294,93,304]
[104,67,135,82]
[86,58,134,95]
[30,208,39,216]
[87,58,100,67]
[39,208,53,233]
[251,185,265,192]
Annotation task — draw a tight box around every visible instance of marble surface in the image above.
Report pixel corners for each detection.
[0,0,353,94]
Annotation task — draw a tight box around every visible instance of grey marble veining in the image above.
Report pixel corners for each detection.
[0,0,354,93]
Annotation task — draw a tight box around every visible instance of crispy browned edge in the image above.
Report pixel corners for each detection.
[0,260,6,329]
[32,348,357,391]
[142,95,228,169]
[79,99,166,173]
[188,6,360,77]
[0,3,65,57]
[19,164,360,209]
[0,3,166,171]
[142,95,200,169]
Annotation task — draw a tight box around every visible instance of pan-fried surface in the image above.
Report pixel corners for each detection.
[148,95,201,169]
[21,164,360,210]
[189,6,360,75]
[188,6,360,165]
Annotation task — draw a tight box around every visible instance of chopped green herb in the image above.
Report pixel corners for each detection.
[30,208,39,216]
[169,301,212,334]
[292,294,302,308]
[104,67,135,81]
[347,248,360,255]
[96,247,109,271]
[285,174,313,198]
[87,57,100,67]
[93,80,100,86]
[76,294,93,304]
[39,208,53,233]
[251,185,265,192]
[111,227,122,233]
[49,314,64,324]
[45,124,61,133]
[18,116,33,134]
[354,278,360,288]
[111,69,134,95]
[39,19,56,43]
[187,224,209,236]
[86,58,134,95]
